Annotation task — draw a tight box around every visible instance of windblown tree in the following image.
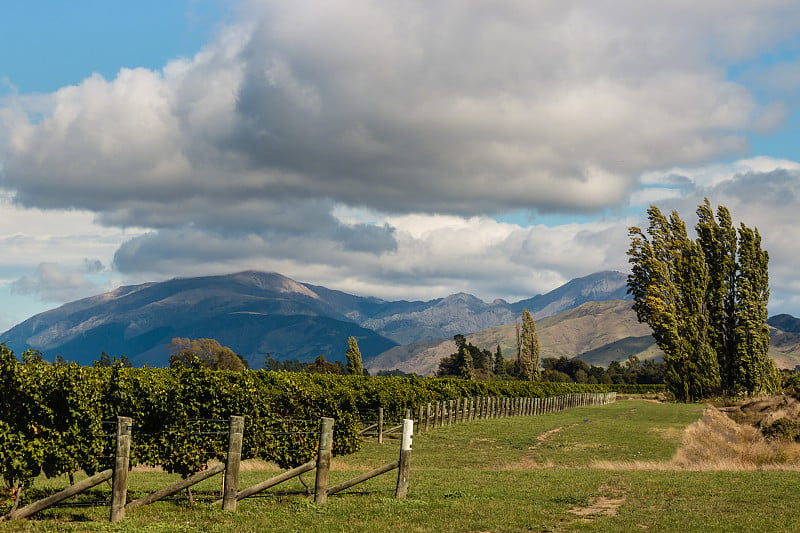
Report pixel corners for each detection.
[345,336,364,376]
[627,200,778,401]
[518,309,541,380]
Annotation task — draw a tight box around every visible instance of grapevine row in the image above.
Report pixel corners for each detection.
[0,344,609,501]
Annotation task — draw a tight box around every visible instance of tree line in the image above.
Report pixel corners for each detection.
[437,309,542,380]
[628,199,780,401]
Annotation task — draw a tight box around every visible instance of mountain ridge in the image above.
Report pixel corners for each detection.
[1,270,632,366]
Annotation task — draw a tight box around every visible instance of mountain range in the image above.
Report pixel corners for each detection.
[3,269,798,373]
[367,302,800,376]
[0,270,629,367]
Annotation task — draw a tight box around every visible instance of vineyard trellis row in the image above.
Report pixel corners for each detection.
[0,343,615,517]
[4,415,416,523]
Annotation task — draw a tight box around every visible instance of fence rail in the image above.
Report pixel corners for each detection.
[360,392,616,441]
[3,391,614,523]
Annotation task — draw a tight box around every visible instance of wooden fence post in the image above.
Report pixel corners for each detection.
[395,419,413,499]
[425,403,431,432]
[314,417,335,505]
[418,405,424,432]
[222,415,244,511]
[448,400,453,426]
[378,407,384,444]
[110,416,132,523]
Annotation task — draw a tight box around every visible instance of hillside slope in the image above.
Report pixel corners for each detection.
[1,270,632,367]
[368,300,800,376]
[366,299,658,375]
[0,271,397,367]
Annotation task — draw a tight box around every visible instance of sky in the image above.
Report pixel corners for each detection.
[2,1,800,333]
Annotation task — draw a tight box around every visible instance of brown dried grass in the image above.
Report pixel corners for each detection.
[593,406,800,472]
[672,407,800,470]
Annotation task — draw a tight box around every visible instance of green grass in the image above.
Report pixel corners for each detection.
[4,400,800,532]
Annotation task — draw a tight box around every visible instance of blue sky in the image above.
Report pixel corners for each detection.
[2,1,800,333]
[1,2,227,93]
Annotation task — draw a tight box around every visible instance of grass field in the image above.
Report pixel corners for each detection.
[4,399,800,532]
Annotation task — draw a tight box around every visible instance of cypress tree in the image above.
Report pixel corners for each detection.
[519,309,541,381]
[345,336,364,376]
[493,345,506,378]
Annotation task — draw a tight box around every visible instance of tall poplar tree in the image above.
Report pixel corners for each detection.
[518,309,541,381]
[345,336,364,376]
[628,200,777,401]
[734,225,779,394]
[695,200,738,392]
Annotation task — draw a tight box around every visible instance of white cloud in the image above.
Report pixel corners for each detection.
[11,262,109,303]
[3,1,794,223]
[629,157,800,316]
[2,1,800,316]
[110,210,630,302]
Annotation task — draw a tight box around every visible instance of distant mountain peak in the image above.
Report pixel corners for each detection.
[0,269,639,368]
[231,271,320,299]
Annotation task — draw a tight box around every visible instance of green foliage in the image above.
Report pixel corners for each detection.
[628,200,776,401]
[0,344,608,497]
[518,309,540,380]
[345,337,364,376]
[168,338,247,371]
[761,417,800,442]
[308,355,344,374]
[542,355,666,385]
[493,345,507,378]
[437,334,503,380]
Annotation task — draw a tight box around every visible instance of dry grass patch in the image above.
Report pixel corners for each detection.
[593,404,800,471]
[536,426,566,443]
[569,478,628,521]
[673,407,800,469]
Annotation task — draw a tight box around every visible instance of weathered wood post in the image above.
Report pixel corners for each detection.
[10,470,112,521]
[110,416,132,523]
[405,408,412,420]
[222,415,244,511]
[378,407,384,444]
[426,402,431,432]
[418,405,424,432]
[448,399,453,426]
[456,398,462,424]
[314,417,334,505]
[395,419,413,498]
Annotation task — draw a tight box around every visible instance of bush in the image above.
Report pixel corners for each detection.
[761,417,800,442]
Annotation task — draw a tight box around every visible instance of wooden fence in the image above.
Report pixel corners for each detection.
[3,416,414,523]
[4,391,615,522]
[361,392,616,440]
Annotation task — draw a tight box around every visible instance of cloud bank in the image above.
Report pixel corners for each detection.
[2,1,800,309]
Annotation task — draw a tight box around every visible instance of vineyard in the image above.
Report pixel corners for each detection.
[0,344,610,515]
